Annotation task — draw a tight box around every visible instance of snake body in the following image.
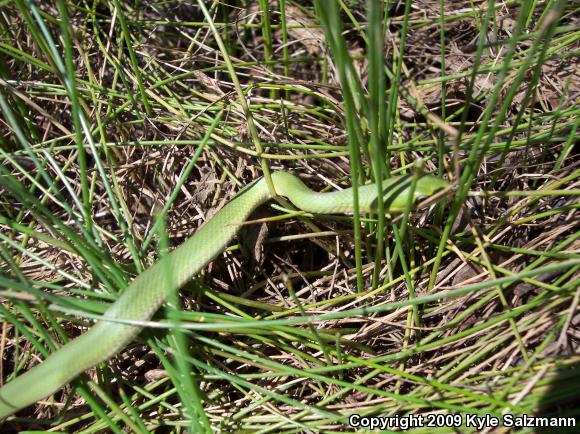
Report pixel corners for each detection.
[0,171,447,418]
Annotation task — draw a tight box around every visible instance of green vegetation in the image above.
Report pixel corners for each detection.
[0,0,578,432]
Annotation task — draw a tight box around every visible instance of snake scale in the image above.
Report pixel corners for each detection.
[0,171,448,418]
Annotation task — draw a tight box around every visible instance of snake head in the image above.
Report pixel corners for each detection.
[413,175,450,200]
[364,174,449,213]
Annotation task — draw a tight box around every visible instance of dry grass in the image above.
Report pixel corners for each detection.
[0,1,578,432]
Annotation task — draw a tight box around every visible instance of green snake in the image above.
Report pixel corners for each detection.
[0,171,448,418]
